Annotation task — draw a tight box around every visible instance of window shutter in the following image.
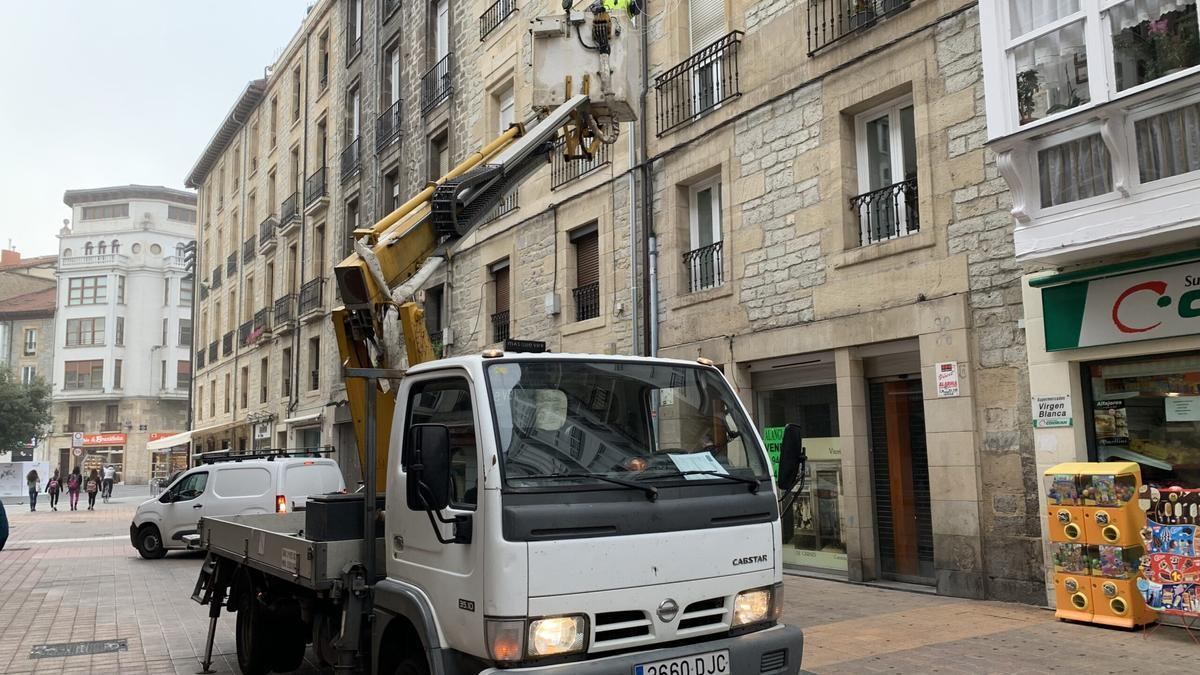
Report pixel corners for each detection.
[574,230,599,288]
[494,266,510,313]
[689,0,725,53]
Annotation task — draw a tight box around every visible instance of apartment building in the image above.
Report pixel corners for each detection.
[48,186,196,483]
[0,251,57,461]
[977,0,1200,609]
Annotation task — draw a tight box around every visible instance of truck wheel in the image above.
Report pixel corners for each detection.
[395,655,430,675]
[235,593,274,675]
[270,609,307,672]
[136,525,167,560]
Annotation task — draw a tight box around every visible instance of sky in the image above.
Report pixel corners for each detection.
[0,0,314,258]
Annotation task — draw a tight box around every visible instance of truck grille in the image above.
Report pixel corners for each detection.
[678,596,726,631]
[760,648,788,672]
[594,609,651,643]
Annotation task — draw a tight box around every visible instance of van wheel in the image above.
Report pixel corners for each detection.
[395,655,430,675]
[235,593,274,675]
[136,525,167,559]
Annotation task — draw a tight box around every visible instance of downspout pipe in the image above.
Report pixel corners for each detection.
[291,30,312,417]
[639,1,656,356]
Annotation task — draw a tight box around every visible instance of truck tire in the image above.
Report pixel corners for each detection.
[395,655,430,675]
[235,593,274,675]
[135,525,167,560]
[270,606,307,673]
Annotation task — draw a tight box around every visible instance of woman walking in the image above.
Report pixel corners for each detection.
[46,469,62,511]
[67,466,82,511]
[85,470,101,511]
[26,469,40,512]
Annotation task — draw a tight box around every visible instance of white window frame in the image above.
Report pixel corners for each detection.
[688,0,727,117]
[496,84,515,135]
[435,0,450,61]
[688,177,723,251]
[853,95,917,243]
[21,365,36,385]
[23,328,36,355]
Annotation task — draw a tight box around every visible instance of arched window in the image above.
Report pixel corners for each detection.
[84,242,94,255]
[176,243,185,257]
[97,241,107,254]
[111,240,120,254]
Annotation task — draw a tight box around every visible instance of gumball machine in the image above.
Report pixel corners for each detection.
[1079,464,1140,547]
[1044,469,1084,542]
[1089,544,1155,628]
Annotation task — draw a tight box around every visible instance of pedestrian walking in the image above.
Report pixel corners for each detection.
[46,469,62,511]
[67,466,82,511]
[26,469,40,512]
[85,470,100,511]
[101,464,115,503]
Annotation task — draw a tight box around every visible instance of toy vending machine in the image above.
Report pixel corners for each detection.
[1090,544,1155,627]
[1045,466,1090,621]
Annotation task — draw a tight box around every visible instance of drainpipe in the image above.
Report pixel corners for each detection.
[291,30,312,420]
[627,99,639,355]
[638,2,657,356]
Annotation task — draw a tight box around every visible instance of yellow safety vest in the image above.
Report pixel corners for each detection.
[603,0,640,16]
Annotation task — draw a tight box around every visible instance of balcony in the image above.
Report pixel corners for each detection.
[242,236,256,264]
[59,253,130,269]
[298,278,324,319]
[383,0,399,19]
[376,101,403,153]
[259,216,278,252]
[163,256,187,271]
[346,33,361,61]
[196,348,206,370]
[683,241,724,293]
[62,423,86,433]
[254,307,272,333]
[199,284,209,301]
[551,137,610,190]
[222,331,234,356]
[238,319,254,346]
[304,166,328,210]
[280,193,300,233]
[655,31,743,136]
[483,190,519,223]
[207,341,218,363]
[274,294,297,331]
[807,0,913,56]
[226,252,237,277]
[573,281,600,322]
[99,421,121,432]
[850,178,919,246]
[480,0,516,40]
[341,137,362,182]
[421,54,453,113]
[211,266,223,290]
[491,310,510,343]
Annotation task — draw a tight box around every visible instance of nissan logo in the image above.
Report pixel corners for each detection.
[657,598,679,623]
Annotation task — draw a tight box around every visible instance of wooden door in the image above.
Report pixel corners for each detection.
[870,378,933,582]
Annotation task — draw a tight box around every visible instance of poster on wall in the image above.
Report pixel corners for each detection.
[1165,396,1200,422]
[1094,400,1131,446]
[936,362,961,397]
[1137,486,1200,617]
[1033,394,1073,428]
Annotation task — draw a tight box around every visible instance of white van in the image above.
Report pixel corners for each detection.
[130,456,344,559]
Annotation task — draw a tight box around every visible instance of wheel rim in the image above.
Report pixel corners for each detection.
[143,532,160,551]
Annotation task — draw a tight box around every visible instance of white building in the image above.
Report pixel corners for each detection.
[49,185,197,484]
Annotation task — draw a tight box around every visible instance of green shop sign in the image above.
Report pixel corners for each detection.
[1036,252,1200,351]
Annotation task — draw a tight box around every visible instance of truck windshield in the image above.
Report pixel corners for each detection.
[486,361,769,489]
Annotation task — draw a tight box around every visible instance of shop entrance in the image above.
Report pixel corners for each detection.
[869,377,934,583]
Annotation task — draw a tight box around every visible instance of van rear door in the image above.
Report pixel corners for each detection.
[281,461,344,509]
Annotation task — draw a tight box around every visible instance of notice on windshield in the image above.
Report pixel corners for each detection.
[667,452,728,479]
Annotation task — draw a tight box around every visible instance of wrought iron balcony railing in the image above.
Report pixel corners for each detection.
[226,252,237,276]
[491,310,510,343]
[207,341,218,363]
[280,192,300,226]
[200,284,209,301]
[483,190,518,223]
[259,216,277,247]
[807,0,913,56]
[480,0,517,40]
[655,31,743,136]
[573,281,600,321]
[99,422,122,432]
[196,348,206,370]
[550,137,610,190]
[346,34,361,61]
[376,100,403,152]
[211,266,223,290]
[682,241,724,293]
[304,166,328,205]
[242,236,256,263]
[62,423,86,433]
[341,137,362,181]
[274,294,297,327]
[238,320,254,346]
[851,178,919,246]
[222,331,234,356]
[421,54,453,113]
[298,278,324,316]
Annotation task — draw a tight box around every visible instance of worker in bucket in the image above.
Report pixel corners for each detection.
[602,0,642,16]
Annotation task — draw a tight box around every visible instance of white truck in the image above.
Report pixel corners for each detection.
[189,8,805,674]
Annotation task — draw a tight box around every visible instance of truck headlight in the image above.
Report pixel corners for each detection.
[527,615,587,657]
[732,584,781,627]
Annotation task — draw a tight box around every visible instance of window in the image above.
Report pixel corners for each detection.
[178,361,192,390]
[117,275,126,304]
[163,277,171,305]
[268,169,278,212]
[1135,99,1200,183]
[160,359,167,389]
[424,285,444,338]
[115,316,124,346]
[170,471,208,502]
[406,377,478,507]
[853,98,919,244]
[260,357,269,403]
[181,278,193,306]
[318,30,330,87]
[179,319,193,347]
[168,205,197,223]
[1038,133,1113,207]
[106,404,119,425]
[98,240,107,254]
[491,261,510,343]
[23,328,36,355]
[249,120,260,172]
[572,226,600,321]
[225,373,232,413]
[344,198,360,258]
[309,336,320,390]
[685,178,723,292]
[66,318,105,347]
[383,168,401,214]
[232,147,241,191]
[210,379,216,417]
[292,66,302,122]
[198,384,205,420]
[67,276,107,305]
[282,348,292,397]
[111,239,120,254]
[115,359,123,388]
[1110,1,1200,92]
[240,365,249,408]
[218,166,226,207]
[429,132,449,181]
[269,96,279,148]
[314,224,326,274]
[495,84,514,134]
[21,365,36,385]
[347,84,362,142]
[64,360,104,390]
[688,0,727,114]
[348,0,364,58]
[383,42,401,108]
[85,241,94,255]
[162,318,169,346]
[81,203,129,220]
[434,0,450,61]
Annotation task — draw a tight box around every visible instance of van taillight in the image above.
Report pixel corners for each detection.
[276,495,288,513]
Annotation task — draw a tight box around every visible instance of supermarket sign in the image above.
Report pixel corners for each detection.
[83,433,127,446]
[1041,261,1200,351]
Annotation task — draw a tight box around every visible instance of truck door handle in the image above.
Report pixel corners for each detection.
[193,504,203,509]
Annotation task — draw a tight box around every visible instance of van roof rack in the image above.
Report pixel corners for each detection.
[196,446,335,465]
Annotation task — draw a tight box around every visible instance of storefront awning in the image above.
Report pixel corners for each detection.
[147,431,190,451]
[284,412,322,426]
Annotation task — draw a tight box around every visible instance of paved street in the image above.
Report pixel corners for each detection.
[1,487,1196,674]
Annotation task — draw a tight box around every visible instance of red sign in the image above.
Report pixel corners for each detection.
[83,433,126,446]
[148,432,177,442]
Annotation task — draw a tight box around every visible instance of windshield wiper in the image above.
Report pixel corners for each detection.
[637,470,762,494]
[513,473,659,502]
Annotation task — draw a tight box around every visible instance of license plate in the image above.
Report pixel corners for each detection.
[634,650,730,675]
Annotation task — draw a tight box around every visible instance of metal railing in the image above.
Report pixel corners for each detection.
[281,192,300,226]
[573,281,600,321]
[196,348,206,370]
[99,421,121,432]
[376,100,403,152]
[491,310,510,343]
[299,278,324,316]
[807,0,913,56]
[683,241,724,293]
[275,294,297,327]
[551,136,610,189]
[254,307,272,332]
[199,284,209,301]
[483,190,518,223]
[62,423,86,433]
[226,252,237,276]
[259,216,277,247]
[341,137,362,181]
[222,331,234,356]
[851,178,919,246]
[480,0,516,40]
[208,341,218,363]
[421,54,453,113]
[655,31,743,136]
[242,236,256,264]
[346,34,361,60]
[305,166,328,205]
[238,320,254,345]
[212,266,223,289]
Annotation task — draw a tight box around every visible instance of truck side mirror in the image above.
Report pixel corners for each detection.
[776,424,806,492]
[405,424,452,512]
